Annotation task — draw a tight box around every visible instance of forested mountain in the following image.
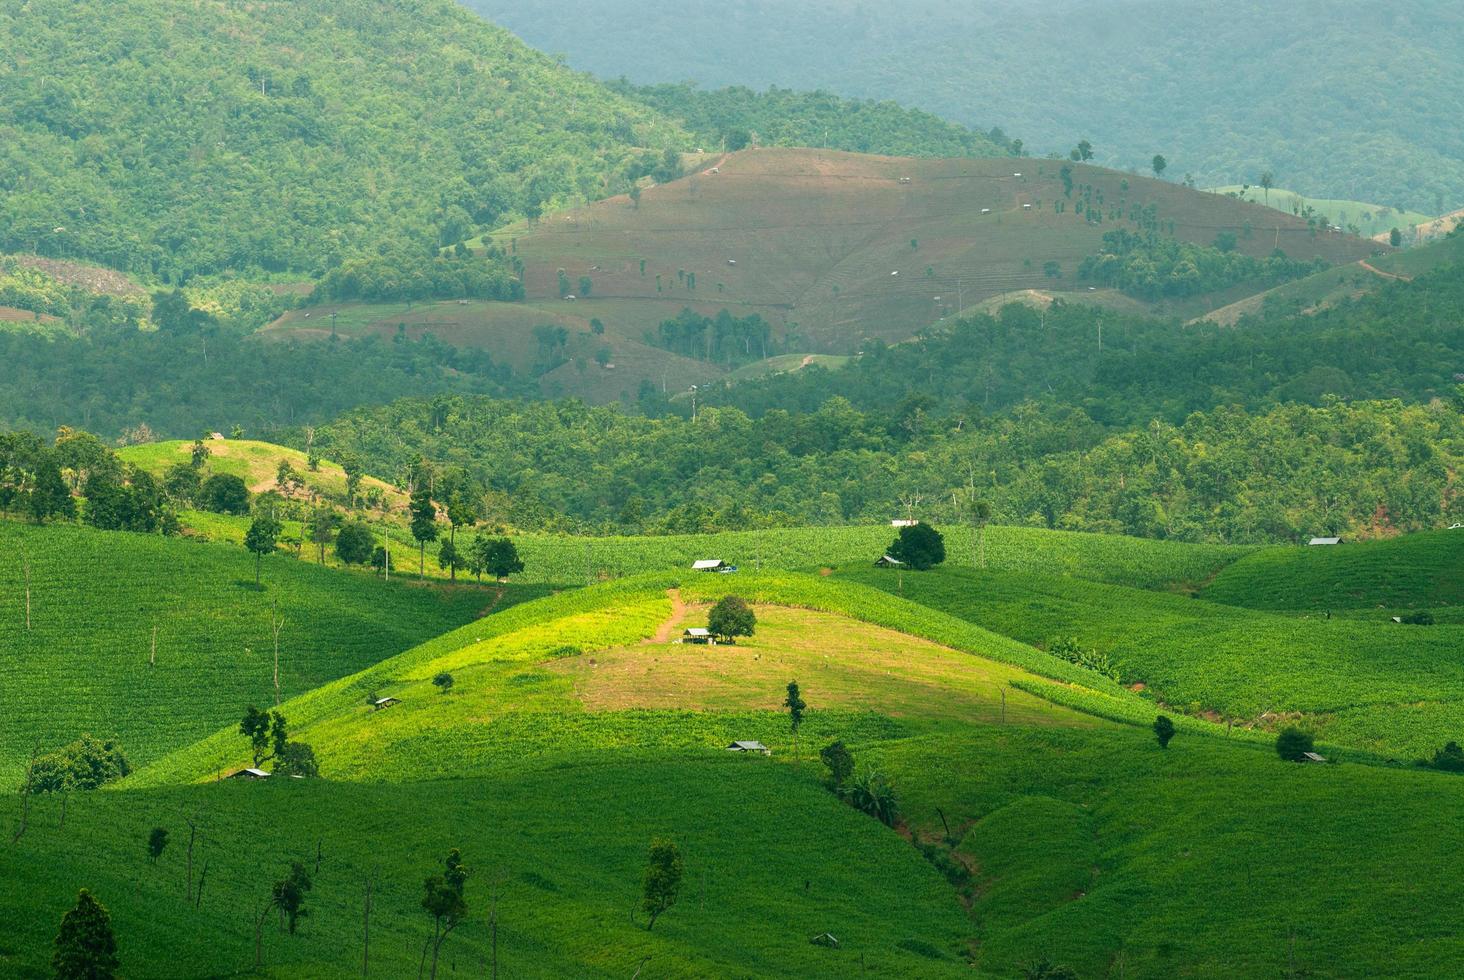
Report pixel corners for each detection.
[611,82,1011,158]
[0,0,683,281]
[467,0,1464,213]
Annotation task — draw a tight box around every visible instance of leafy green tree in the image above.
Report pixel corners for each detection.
[1153,715,1176,748]
[1151,154,1167,179]
[274,741,318,778]
[163,463,202,505]
[239,707,277,767]
[421,850,469,979]
[198,473,250,515]
[147,827,169,864]
[971,499,992,568]
[273,861,313,934]
[784,680,807,764]
[819,740,854,789]
[640,838,683,931]
[53,888,119,980]
[707,595,756,642]
[307,507,338,564]
[433,671,455,695]
[438,539,463,581]
[32,735,131,793]
[1260,171,1275,205]
[335,522,375,565]
[244,514,281,585]
[888,522,946,570]
[484,538,524,582]
[409,487,438,580]
[190,438,211,469]
[341,455,364,507]
[1390,227,1403,247]
[1275,726,1314,762]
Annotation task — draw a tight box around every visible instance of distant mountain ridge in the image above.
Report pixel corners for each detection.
[464,0,1464,213]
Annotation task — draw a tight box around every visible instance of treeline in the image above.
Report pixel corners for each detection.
[706,262,1464,428]
[315,393,1463,543]
[613,81,1011,158]
[312,248,523,304]
[649,308,776,366]
[1078,229,1324,300]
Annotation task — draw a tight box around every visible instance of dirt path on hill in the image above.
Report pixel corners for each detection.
[647,588,688,643]
[1359,260,1412,282]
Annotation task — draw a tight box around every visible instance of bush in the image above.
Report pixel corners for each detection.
[198,473,250,515]
[819,740,854,788]
[1153,714,1176,749]
[433,672,455,694]
[1402,610,1435,626]
[1276,726,1315,762]
[274,741,319,778]
[31,734,131,792]
[1432,741,1464,773]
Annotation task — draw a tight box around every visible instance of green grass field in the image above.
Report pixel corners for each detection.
[1207,185,1432,237]
[0,521,511,788]
[7,542,1464,977]
[1201,530,1463,610]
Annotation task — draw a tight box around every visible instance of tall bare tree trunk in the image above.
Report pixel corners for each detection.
[271,605,286,707]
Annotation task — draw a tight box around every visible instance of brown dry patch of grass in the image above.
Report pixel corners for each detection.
[549,604,1100,728]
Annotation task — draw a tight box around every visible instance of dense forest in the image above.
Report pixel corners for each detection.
[315,393,1461,542]
[0,0,684,281]
[468,0,1464,213]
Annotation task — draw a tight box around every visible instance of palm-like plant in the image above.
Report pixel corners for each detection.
[847,769,899,827]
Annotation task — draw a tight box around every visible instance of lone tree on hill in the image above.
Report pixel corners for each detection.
[1260,171,1275,205]
[820,740,854,790]
[244,514,281,585]
[1151,154,1167,179]
[1275,726,1314,762]
[335,522,375,566]
[483,538,524,582]
[970,499,992,569]
[421,849,469,979]
[147,827,169,864]
[889,522,946,570]
[433,672,454,695]
[707,595,756,642]
[438,539,463,581]
[409,487,437,580]
[640,838,683,931]
[1153,715,1176,749]
[784,681,807,765]
[53,888,119,980]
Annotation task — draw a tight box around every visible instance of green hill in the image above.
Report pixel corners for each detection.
[1201,530,1464,611]
[842,550,1464,758]
[0,521,503,787]
[465,0,1464,214]
[8,568,1464,976]
[1207,186,1432,238]
[0,0,684,281]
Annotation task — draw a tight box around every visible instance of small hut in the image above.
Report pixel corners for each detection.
[682,627,714,645]
[372,696,401,711]
[874,555,905,568]
[227,768,272,780]
[728,740,770,755]
[692,559,729,572]
[1308,537,1342,546]
[1302,751,1328,764]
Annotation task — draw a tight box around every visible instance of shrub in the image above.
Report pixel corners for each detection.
[847,768,899,827]
[819,739,854,789]
[1153,715,1176,749]
[1432,741,1464,773]
[274,741,319,778]
[433,672,455,695]
[1276,726,1315,762]
[31,734,131,792]
[335,522,375,565]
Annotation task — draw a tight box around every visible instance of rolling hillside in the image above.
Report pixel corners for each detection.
[263,146,1380,396]
[7,563,1464,976]
[0,521,500,788]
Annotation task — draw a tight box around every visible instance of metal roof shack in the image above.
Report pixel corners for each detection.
[728,740,770,754]
[1308,537,1342,546]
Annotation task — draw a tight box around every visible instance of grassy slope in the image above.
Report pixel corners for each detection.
[1208,186,1432,237]
[3,765,976,978]
[119,438,405,505]
[1201,530,1464,610]
[842,549,1464,757]
[0,521,507,788]
[8,566,1464,976]
[260,148,1380,400]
